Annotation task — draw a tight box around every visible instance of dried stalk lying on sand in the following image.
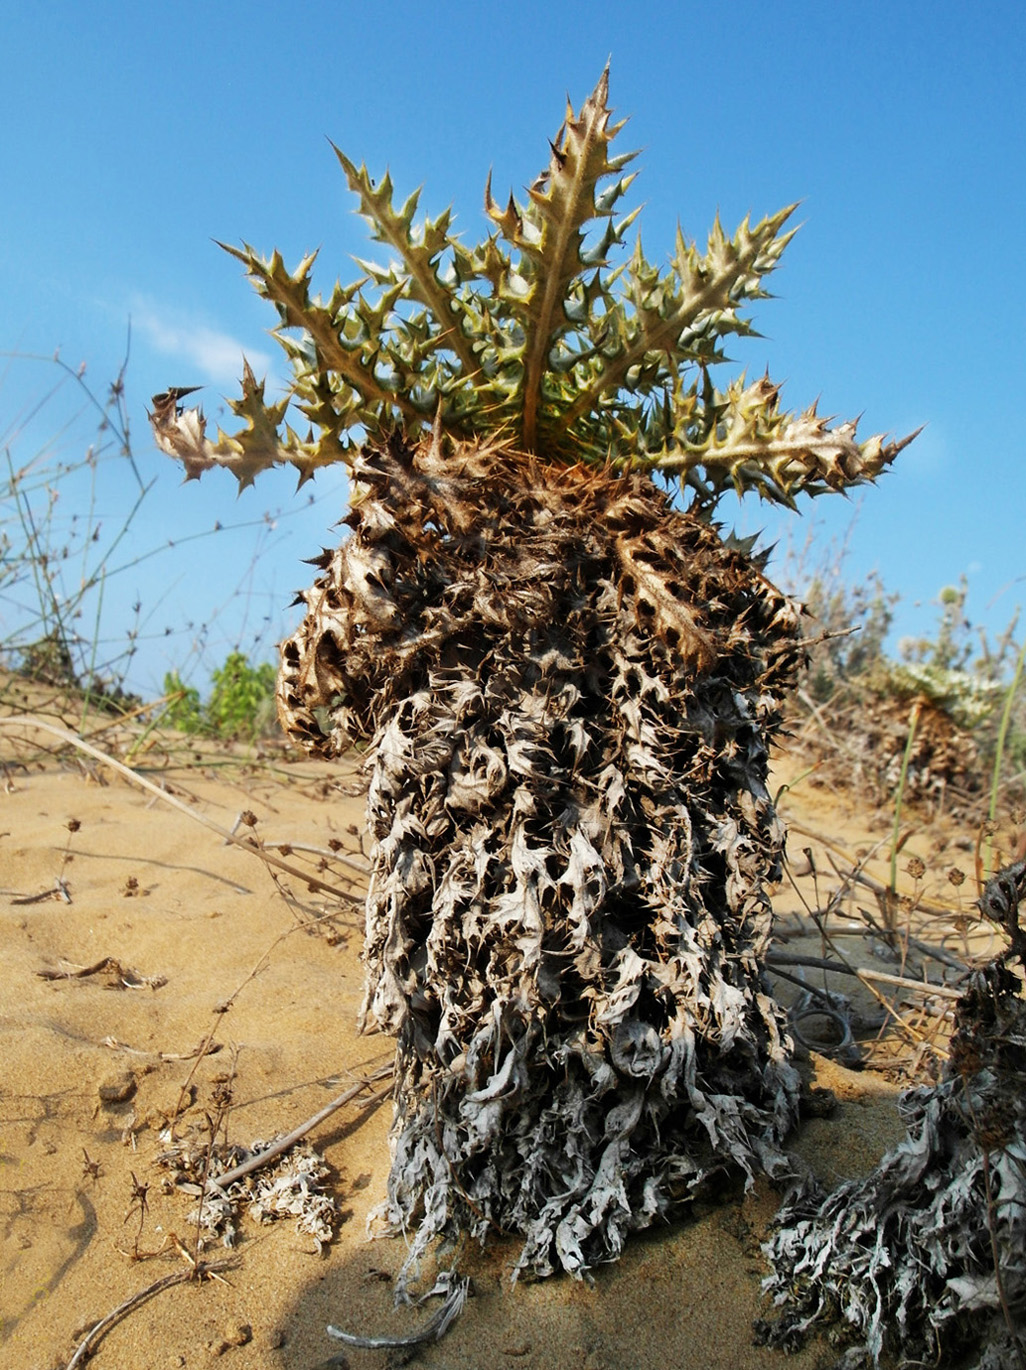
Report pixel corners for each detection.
[37,956,168,989]
[325,1271,470,1353]
[767,949,965,1000]
[63,1259,238,1370]
[158,1065,394,1253]
[0,715,362,905]
[202,1067,392,1195]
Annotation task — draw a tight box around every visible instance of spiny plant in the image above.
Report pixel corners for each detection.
[152,69,914,1289]
[151,69,910,504]
[760,940,1026,1370]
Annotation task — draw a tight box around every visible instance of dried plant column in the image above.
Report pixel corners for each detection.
[151,67,912,1290]
[276,435,805,1281]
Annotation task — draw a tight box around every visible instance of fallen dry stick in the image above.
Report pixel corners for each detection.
[9,878,72,904]
[767,951,964,1001]
[37,957,167,989]
[205,1066,393,1196]
[0,715,362,905]
[855,967,964,1000]
[100,1035,223,1062]
[64,1259,238,1369]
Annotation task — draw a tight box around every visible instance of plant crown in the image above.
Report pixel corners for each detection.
[151,69,914,511]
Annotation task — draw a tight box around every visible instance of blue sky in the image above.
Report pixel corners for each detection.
[2,2,1024,693]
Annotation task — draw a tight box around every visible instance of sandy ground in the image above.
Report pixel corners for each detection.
[0,697,985,1370]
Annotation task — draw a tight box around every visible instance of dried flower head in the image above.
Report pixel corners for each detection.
[905,855,926,880]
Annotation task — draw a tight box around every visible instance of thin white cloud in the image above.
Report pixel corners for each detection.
[131,296,274,389]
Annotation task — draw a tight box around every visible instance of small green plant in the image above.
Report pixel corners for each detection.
[162,670,204,733]
[207,652,276,740]
[162,652,276,742]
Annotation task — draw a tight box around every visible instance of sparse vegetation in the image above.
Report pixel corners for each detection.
[786,550,1025,822]
[0,350,312,740]
[0,349,151,714]
[2,68,1023,1370]
[162,651,277,742]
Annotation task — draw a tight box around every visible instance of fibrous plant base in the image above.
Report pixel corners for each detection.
[277,434,805,1285]
[758,960,1026,1370]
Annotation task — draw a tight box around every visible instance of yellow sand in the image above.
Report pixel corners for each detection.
[3,703,977,1370]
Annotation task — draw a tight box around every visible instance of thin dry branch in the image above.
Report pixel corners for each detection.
[325,1272,470,1351]
[37,956,167,989]
[767,950,964,999]
[204,1068,393,1196]
[780,845,952,1059]
[63,1259,238,1370]
[855,967,964,1001]
[261,839,370,875]
[0,715,362,904]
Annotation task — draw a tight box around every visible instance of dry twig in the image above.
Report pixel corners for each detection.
[325,1271,470,1352]
[63,1259,238,1369]
[203,1067,393,1196]
[0,715,362,904]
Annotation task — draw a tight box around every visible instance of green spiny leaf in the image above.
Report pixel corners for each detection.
[332,146,483,380]
[153,69,913,511]
[485,65,639,450]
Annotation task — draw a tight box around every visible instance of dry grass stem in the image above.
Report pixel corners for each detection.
[855,967,964,1000]
[0,715,362,904]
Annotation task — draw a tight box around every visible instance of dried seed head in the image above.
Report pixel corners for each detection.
[947,866,966,887]
[210,1081,234,1111]
[905,855,926,880]
[67,818,81,833]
